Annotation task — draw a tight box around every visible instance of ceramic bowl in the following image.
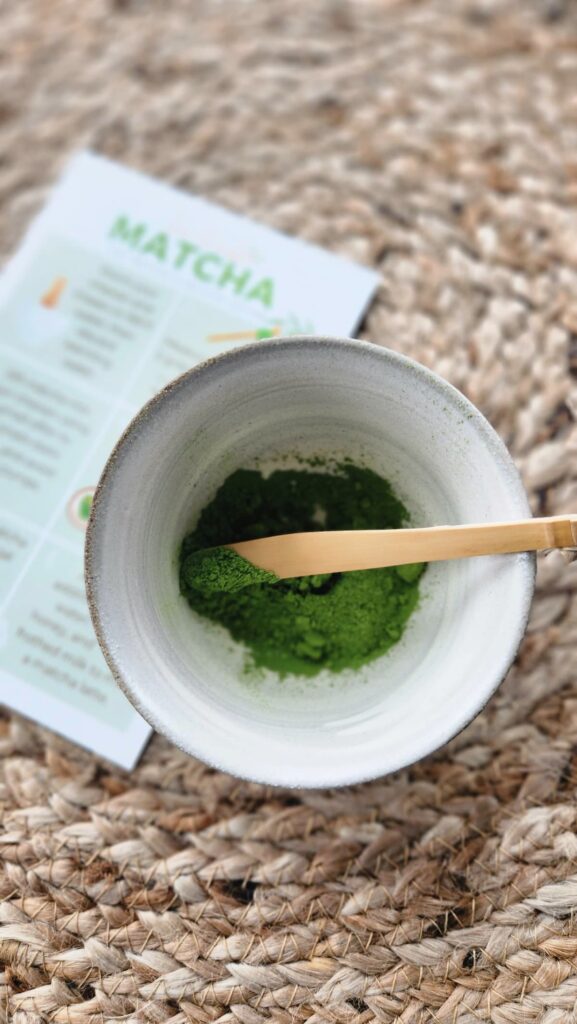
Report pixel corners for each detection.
[85,337,535,787]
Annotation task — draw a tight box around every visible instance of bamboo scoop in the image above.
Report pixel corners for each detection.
[228,515,577,579]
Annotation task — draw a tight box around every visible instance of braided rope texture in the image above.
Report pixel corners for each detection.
[2,0,577,1020]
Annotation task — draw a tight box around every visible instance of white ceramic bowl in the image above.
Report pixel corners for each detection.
[85,338,535,787]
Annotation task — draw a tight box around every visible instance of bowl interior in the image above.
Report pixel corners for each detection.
[86,338,534,786]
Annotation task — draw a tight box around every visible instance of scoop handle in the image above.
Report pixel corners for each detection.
[229,515,577,579]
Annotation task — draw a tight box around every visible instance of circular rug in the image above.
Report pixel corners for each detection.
[2,1,577,1021]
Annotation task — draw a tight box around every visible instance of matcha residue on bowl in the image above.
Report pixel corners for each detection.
[179,464,425,677]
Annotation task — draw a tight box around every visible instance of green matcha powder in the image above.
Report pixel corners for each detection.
[180,464,425,677]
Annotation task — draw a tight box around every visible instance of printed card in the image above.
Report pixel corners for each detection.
[0,151,379,767]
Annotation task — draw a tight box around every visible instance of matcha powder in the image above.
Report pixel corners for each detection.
[180,464,425,677]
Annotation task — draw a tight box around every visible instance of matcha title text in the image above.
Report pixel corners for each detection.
[110,216,274,309]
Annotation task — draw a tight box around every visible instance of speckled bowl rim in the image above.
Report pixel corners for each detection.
[85,336,536,785]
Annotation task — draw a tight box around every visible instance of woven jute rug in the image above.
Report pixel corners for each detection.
[3,1,577,1021]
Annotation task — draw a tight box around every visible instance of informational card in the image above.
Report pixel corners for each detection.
[0,151,379,768]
